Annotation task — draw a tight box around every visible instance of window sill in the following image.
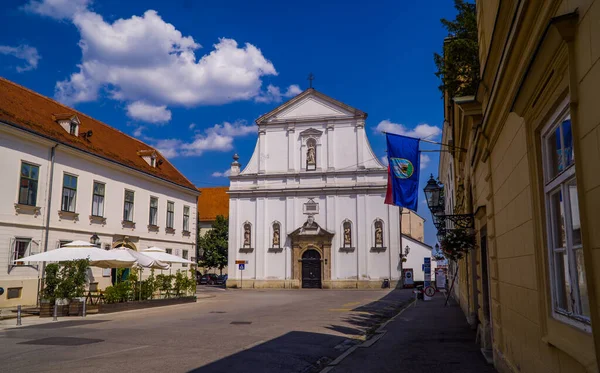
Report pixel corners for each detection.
[239,247,254,253]
[165,227,176,234]
[339,247,355,253]
[89,215,107,225]
[58,210,79,221]
[182,230,191,237]
[268,247,283,253]
[545,315,596,370]
[147,224,160,232]
[122,220,136,229]
[14,203,41,216]
[370,246,387,253]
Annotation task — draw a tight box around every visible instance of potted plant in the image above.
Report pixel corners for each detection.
[439,229,476,261]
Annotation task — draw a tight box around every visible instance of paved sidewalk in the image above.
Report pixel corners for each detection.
[325,294,496,373]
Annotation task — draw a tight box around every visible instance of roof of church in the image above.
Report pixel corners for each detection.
[255,88,367,124]
[0,77,197,192]
[197,187,229,221]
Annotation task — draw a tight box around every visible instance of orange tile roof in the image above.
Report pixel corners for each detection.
[0,77,196,191]
[197,187,229,221]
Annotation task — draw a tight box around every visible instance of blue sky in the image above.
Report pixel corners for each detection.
[0,0,456,246]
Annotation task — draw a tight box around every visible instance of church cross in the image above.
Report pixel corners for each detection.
[308,73,315,88]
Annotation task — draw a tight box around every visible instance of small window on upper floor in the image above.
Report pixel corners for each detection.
[137,150,159,167]
[53,113,80,136]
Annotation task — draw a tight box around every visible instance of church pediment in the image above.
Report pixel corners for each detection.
[289,216,334,238]
[299,128,323,137]
[256,88,367,124]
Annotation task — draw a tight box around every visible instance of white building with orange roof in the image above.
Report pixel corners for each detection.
[0,78,199,307]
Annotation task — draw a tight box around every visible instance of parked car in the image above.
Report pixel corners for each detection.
[198,273,219,285]
[216,274,228,285]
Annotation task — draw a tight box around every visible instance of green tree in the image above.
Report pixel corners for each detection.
[433,0,479,98]
[198,215,228,275]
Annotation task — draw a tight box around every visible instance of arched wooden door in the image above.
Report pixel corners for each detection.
[302,249,322,288]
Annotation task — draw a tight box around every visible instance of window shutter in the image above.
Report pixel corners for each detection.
[8,237,15,265]
[30,240,40,256]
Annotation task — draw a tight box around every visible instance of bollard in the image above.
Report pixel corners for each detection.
[52,304,58,321]
[16,305,22,326]
[82,300,86,317]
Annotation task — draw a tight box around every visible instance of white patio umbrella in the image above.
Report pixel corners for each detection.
[141,247,195,264]
[92,248,169,270]
[18,242,136,265]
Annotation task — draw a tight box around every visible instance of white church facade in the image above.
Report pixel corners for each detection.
[227,89,432,289]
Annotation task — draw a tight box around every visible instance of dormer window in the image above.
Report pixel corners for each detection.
[137,149,159,167]
[53,113,80,136]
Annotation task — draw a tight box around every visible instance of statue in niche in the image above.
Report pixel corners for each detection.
[243,223,251,247]
[375,221,383,246]
[273,224,280,247]
[343,222,352,247]
[307,140,316,165]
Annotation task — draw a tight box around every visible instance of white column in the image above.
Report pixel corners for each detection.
[326,194,336,279]
[286,196,294,280]
[258,128,266,174]
[287,125,295,172]
[357,194,367,280]
[256,197,265,279]
[228,197,238,277]
[326,122,335,170]
[356,120,365,169]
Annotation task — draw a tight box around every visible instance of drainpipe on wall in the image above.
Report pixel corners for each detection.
[37,143,58,305]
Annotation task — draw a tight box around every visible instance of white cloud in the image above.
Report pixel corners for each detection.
[23,0,91,20]
[375,120,441,140]
[29,3,284,111]
[255,84,302,103]
[126,101,171,123]
[188,123,196,130]
[380,156,389,167]
[132,126,145,137]
[153,120,256,158]
[0,44,41,72]
[420,153,430,169]
[212,169,231,177]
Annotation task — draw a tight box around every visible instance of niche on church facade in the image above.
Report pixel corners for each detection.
[240,221,254,253]
[371,219,387,252]
[340,220,355,252]
[299,128,322,171]
[268,221,283,252]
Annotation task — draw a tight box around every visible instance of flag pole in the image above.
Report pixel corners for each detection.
[381,131,466,151]
[399,206,403,289]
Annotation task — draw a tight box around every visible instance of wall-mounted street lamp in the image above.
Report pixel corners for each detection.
[90,233,100,247]
[423,175,474,239]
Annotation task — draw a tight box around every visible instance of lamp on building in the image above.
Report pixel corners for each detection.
[90,233,100,247]
[423,174,444,213]
[400,245,410,260]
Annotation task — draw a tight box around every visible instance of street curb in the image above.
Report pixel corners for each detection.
[319,298,416,373]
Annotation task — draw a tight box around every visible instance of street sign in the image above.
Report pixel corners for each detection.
[424,257,431,264]
[424,286,435,297]
[235,260,248,265]
[403,269,414,288]
[238,263,245,270]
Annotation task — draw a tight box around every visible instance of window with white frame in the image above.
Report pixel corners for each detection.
[92,182,105,217]
[182,249,189,267]
[166,201,175,229]
[183,206,190,232]
[149,197,158,226]
[123,190,135,222]
[61,174,78,212]
[542,105,590,326]
[12,238,31,264]
[18,162,39,206]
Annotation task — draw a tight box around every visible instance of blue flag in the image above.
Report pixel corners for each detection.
[385,133,420,210]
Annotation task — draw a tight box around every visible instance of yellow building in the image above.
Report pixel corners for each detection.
[436,2,600,372]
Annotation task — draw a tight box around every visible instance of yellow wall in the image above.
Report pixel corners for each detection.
[439,1,600,372]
